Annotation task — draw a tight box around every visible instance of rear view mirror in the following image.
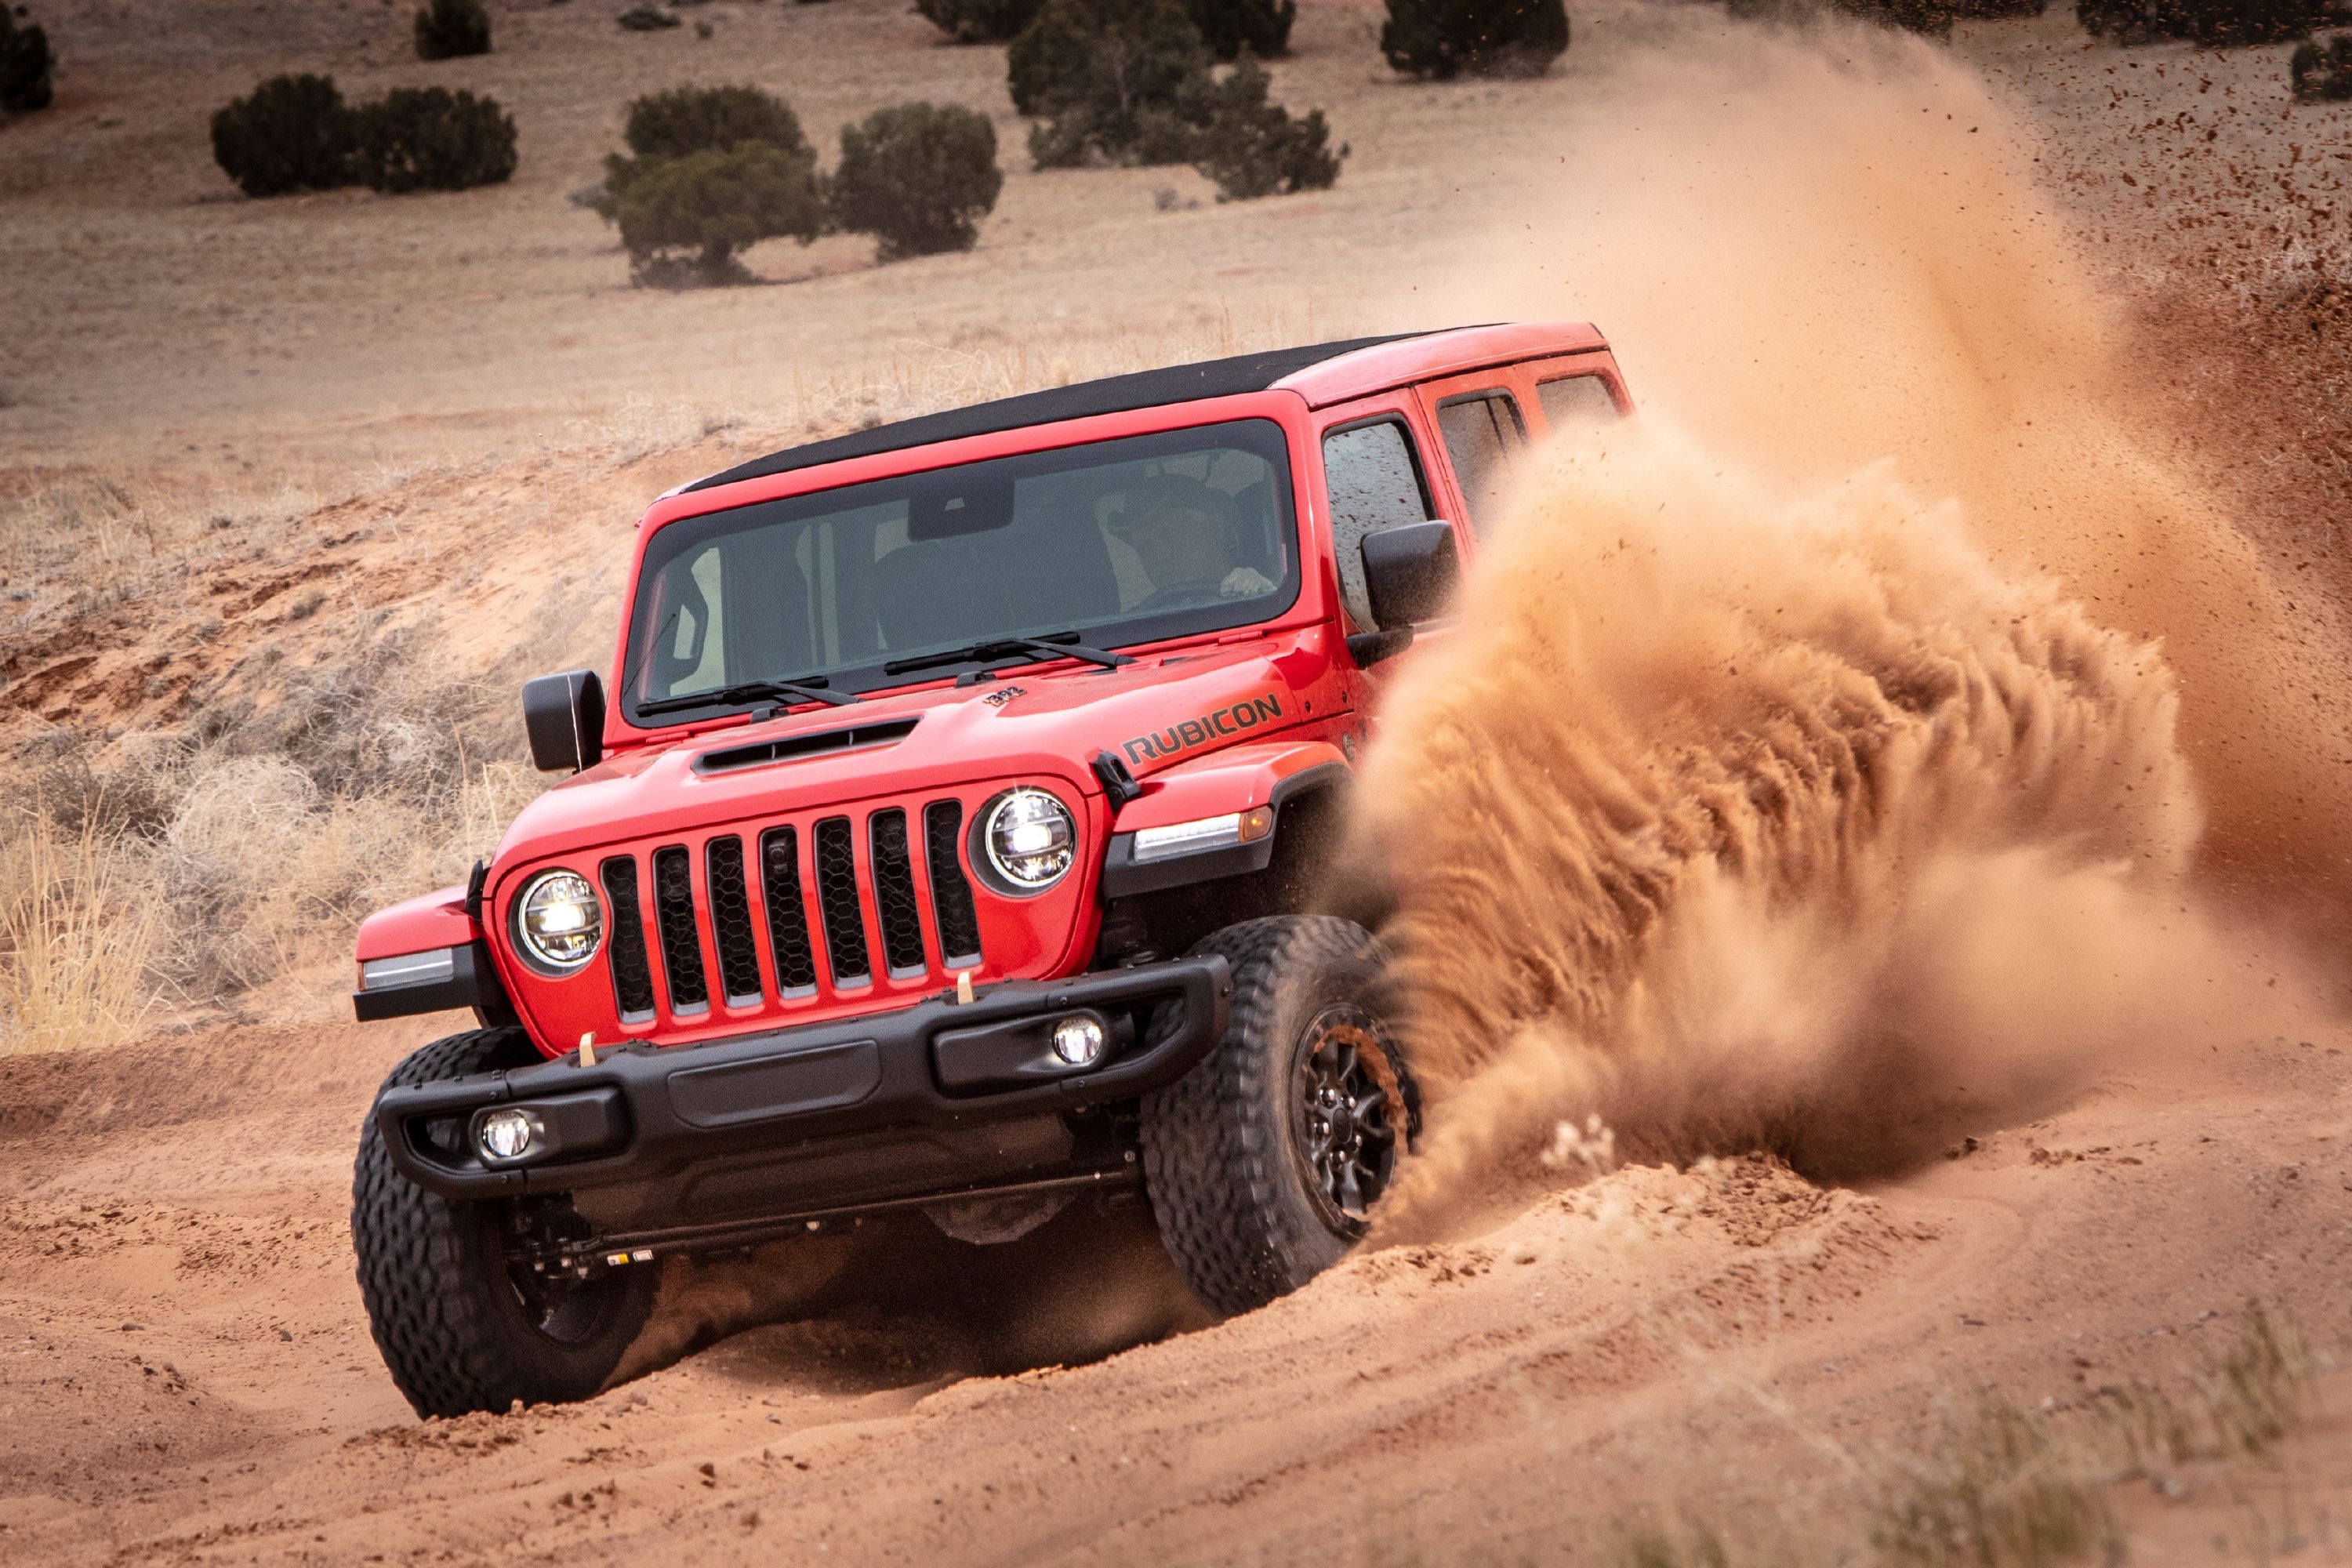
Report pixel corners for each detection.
[1348,521,1461,667]
[523,670,605,774]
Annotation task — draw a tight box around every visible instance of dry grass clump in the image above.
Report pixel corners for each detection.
[1610,1305,2316,1568]
[1613,1521,1744,1568]
[0,806,165,1053]
[0,466,329,629]
[1867,1403,2118,1568]
[2099,1301,2312,1470]
[0,477,168,615]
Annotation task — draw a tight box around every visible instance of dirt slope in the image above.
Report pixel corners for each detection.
[1,1010,2347,1566]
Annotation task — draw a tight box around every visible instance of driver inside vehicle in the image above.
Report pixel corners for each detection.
[1109,476,1277,610]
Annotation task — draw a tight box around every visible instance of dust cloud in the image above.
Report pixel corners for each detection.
[1352,24,2347,1231]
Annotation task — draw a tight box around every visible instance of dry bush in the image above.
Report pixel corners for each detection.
[1869,1404,2118,1568]
[5,612,545,1017]
[158,757,321,996]
[24,742,181,841]
[153,753,536,1001]
[1610,1304,2313,1568]
[210,619,501,804]
[151,620,539,1000]
[0,807,165,1054]
[1611,1522,1742,1568]
[2099,1301,2313,1468]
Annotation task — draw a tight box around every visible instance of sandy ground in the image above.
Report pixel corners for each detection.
[2,1014,2350,1565]
[5,0,2352,1563]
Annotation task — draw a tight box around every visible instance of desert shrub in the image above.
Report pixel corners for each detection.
[350,87,517,193]
[600,83,811,209]
[1832,0,1956,31]
[2078,0,2325,41]
[25,750,179,843]
[0,9,55,114]
[622,83,806,161]
[613,141,827,286]
[617,3,684,27]
[414,0,492,59]
[596,85,823,285]
[1009,0,1214,166]
[918,0,1047,42]
[829,102,1004,261]
[1189,53,1340,199]
[2292,31,2352,97]
[1725,0,1961,29]
[1380,0,1567,78]
[209,74,358,198]
[1188,0,1295,56]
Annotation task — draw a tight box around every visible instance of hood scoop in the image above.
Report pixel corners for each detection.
[694,717,921,776]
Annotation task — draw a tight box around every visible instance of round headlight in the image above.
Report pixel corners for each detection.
[982,789,1076,892]
[515,869,602,973]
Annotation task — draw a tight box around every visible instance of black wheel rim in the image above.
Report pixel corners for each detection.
[503,1257,633,1347]
[1294,1006,1400,1226]
[493,1200,636,1348]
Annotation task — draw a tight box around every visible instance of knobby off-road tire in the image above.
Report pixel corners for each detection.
[1140,916,1417,1316]
[352,1028,658,1417]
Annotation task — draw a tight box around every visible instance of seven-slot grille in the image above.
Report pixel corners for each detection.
[594,797,986,1026]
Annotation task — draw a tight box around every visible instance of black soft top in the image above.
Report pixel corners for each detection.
[683,332,1425,495]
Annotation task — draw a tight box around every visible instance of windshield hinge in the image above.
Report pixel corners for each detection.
[1091,750,1145,808]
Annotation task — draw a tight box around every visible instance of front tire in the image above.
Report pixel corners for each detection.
[352,1028,657,1417]
[1140,916,1417,1316]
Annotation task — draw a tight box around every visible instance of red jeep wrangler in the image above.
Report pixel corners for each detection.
[350,323,1631,1416]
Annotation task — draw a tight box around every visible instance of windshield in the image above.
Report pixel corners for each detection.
[621,419,1299,725]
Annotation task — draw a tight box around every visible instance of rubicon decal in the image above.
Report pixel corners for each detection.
[1121,695,1284,765]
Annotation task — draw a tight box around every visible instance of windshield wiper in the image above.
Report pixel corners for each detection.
[883,633,1134,682]
[636,677,858,717]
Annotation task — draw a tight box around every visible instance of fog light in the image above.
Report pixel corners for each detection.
[1051,1014,1105,1067]
[477,1107,543,1163]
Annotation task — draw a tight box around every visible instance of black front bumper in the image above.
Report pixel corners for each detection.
[375,956,1231,1202]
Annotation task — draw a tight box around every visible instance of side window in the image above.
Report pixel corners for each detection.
[1435,391,1526,536]
[1537,374,1622,434]
[1321,419,1435,630]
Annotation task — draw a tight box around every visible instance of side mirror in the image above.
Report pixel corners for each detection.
[1349,520,1461,667]
[523,670,606,774]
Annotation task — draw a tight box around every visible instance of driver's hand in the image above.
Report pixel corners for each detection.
[1221,566,1275,597]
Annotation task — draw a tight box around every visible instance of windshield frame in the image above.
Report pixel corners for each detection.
[612,409,1309,731]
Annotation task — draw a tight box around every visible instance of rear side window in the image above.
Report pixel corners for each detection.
[1435,391,1526,536]
[1537,374,1622,434]
[1321,419,1434,630]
